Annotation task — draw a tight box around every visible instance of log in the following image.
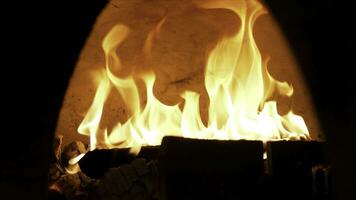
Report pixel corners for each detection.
[266,140,328,199]
[61,141,87,168]
[79,146,160,179]
[158,136,264,200]
[90,159,159,200]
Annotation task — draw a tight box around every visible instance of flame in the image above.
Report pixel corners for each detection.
[78,0,310,152]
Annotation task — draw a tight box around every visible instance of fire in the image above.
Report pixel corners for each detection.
[78,0,309,152]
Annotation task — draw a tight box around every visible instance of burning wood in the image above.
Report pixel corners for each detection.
[159,136,264,199]
[78,146,159,179]
[48,135,159,200]
[49,135,330,200]
[60,141,87,171]
[49,136,93,200]
[91,159,159,200]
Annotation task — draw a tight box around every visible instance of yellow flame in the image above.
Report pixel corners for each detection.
[78,0,310,153]
[77,70,111,151]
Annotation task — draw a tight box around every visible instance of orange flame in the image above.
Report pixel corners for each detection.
[78,0,309,153]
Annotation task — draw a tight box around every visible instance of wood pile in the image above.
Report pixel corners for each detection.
[48,136,158,200]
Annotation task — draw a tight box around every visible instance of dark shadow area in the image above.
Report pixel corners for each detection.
[1,1,107,199]
[265,0,356,199]
[1,0,355,199]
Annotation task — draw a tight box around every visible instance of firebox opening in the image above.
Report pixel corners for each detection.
[50,0,327,200]
[55,0,320,147]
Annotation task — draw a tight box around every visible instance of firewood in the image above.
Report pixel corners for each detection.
[49,163,65,184]
[61,141,87,168]
[266,140,328,199]
[49,138,96,200]
[91,159,159,200]
[79,146,159,179]
[50,171,94,200]
[159,136,264,200]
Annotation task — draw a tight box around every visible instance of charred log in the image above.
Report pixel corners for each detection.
[266,140,329,199]
[79,146,160,179]
[158,136,264,200]
[89,159,159,200]
[50,136,330,200]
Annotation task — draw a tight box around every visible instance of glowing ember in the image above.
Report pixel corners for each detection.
[78,0,310,152]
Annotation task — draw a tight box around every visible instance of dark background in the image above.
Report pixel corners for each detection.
[1,0,355,199]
